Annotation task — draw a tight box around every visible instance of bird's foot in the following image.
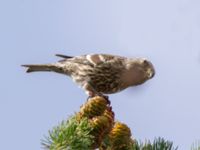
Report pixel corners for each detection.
[86,92,110,105]
[96,94,110,105]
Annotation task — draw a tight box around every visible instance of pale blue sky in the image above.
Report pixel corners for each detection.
[1,0,200,149]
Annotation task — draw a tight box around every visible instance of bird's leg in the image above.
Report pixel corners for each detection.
[85,90,95,101]
[83,82,110,104]
[83,83,96,101]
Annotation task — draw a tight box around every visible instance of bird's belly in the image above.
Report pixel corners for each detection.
[72,64,124,94]
[88,73,122,94]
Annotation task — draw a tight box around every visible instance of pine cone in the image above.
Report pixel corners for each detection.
[78,96,108,119]
[109,122,132,150]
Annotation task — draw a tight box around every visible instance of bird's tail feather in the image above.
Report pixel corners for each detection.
[21,64,59,73]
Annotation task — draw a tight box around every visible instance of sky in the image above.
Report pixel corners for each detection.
[0,0,200,149]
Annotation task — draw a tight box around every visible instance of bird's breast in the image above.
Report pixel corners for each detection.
[72,63,124,94]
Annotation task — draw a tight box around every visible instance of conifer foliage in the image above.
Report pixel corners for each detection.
[42,96,177,150]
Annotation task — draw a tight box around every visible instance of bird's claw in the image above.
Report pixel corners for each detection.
[86,94,110,105]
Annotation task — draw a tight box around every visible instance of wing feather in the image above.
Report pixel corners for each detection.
[55,54,73,59]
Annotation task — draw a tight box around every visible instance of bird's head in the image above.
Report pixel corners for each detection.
[138,58,155,79]
[124,58,155,86]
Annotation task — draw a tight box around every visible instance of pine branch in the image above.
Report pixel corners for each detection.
[191,140,200,150]
[42,116,94,150]
[131,138,178,150]
[42,96,178,150]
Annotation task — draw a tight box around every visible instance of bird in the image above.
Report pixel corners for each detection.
[22,54,155,97]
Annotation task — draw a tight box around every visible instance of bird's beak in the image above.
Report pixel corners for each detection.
[147,68,155,79]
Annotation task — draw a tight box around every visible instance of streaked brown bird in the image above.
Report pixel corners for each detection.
[22,54,155,96]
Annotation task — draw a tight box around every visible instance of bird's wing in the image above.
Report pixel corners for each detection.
[55,54,74,62]
[83,54,125,65]
[55,54,73,59]
[55,53,125,66]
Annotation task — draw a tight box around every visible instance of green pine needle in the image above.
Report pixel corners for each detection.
[42,116,94,150]
[131,137,178,150]
[191,140,200,150]
[101,135,177,150]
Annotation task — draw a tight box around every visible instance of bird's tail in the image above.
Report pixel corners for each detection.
[21,64,63,73]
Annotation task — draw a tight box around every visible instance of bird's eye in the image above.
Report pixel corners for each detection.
[141,59,148,66]
[143,59,148,63]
